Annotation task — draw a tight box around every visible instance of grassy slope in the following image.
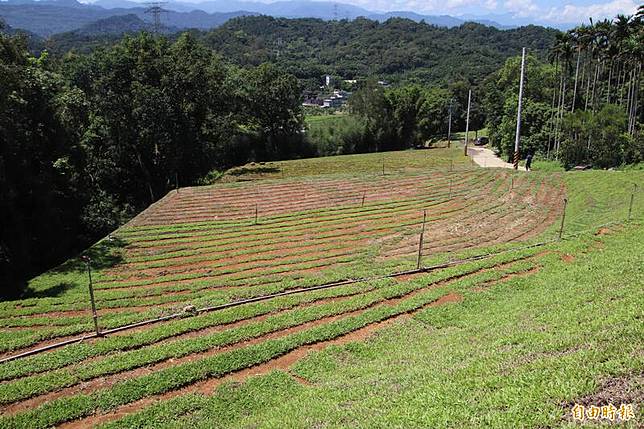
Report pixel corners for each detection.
[220,147,470,182]
[99,169,644,429]
[101,220,643,429]
[2,149,642,428]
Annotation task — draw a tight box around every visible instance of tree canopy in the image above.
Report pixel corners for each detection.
[0,31,305,298]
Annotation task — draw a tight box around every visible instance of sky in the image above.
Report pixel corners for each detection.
[319,0,640,24]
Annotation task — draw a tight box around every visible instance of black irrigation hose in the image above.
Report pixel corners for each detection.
[4,215,639,365]
[0,238,557,365]
[3,175,637,364]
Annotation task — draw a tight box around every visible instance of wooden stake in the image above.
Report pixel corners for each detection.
[464,89,471,156]
[558,198,568,241]
[82,256,100,336]
[254,203,258,225]
[628,183,637,221]
[447,98,453,149]
[416,210,427,269]
[361,191,366,207]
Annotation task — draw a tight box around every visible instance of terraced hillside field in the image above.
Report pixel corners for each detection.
[7,148,630,429]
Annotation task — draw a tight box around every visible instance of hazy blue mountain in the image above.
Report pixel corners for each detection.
[92,0,494,27]
[459,13,576,31]
[366,11,462,27]
[0,0,256,36]
[1,0,571,38]
[0,2,112,35]
[68,13,166,34]
[0,17,45,50]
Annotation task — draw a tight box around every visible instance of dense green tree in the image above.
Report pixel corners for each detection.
[237,63,305,159]
[559,104,642,168]
[201,17,558,90]
[1,31,305,297]
[348,82,453,151]
[482,54,556,157]
[548,11,642,161]
[0,31,82,297]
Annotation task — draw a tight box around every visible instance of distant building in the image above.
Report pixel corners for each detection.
[302,98,324,107]
[322,98,343,108]
[303,83,352,109]
[321,90,351,108]
[325,75,332,87]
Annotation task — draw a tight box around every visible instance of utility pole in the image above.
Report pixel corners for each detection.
[464,89,471,156]
[447,98,453,148]
[81,256,100,336]
[514,47,526,170]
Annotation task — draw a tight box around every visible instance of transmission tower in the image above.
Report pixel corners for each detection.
[144,1,167,33]
[275,37,283,59]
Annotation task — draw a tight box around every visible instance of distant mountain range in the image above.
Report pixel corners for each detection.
[0,0,574,38]
[64,13,174,35]
[0,0,255,36]
[91,0,517,28]
[90,0,579,29]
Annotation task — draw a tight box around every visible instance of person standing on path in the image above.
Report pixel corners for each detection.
[525,153,533,171]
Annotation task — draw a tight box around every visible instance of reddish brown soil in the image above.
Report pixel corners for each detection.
[473,266,542,291]
[95,253,355,293]
[57,290,464,429]
[118,199,469,269]
[382,177,564,261]
[4,170,568,426]
[0,332,100,362]
[561,373,643,424]
[127,173,480,227]
[562,254,575,263]
[595,227,611,236]
[3,270,469,414]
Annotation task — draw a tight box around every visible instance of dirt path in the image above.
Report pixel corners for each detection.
[468,146,527,171]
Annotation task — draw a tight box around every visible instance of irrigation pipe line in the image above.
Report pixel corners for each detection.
[0,238,557,365]
[1,218,639,365]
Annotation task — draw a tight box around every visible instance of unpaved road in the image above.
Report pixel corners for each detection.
[467,146,526,171]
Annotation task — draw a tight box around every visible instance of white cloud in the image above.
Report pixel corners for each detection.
[544,0,639,23]
[346,0,498,13]
[503,0,539,17]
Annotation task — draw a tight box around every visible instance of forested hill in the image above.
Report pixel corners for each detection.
[203,16,560,87]
[44,16,559,87]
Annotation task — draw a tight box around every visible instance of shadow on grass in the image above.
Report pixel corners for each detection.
[19,236,127,300]
[25,282,76,299]
[228,164,281,176]
[52,236,127,273]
